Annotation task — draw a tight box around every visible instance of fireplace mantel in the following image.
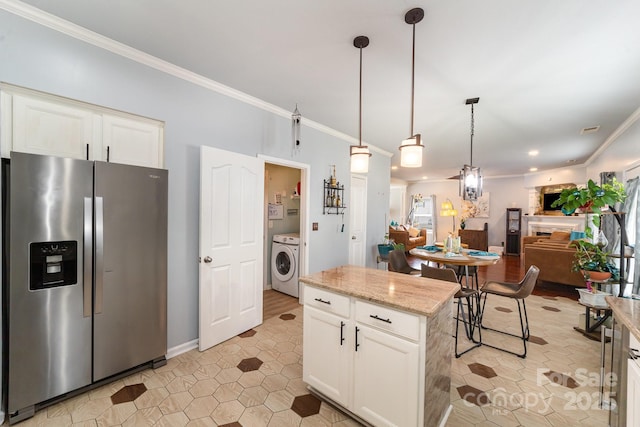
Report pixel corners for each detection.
[522,214,585,236]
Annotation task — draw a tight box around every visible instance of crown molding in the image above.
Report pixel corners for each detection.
[585,104,640,166]
[0,0,392,158]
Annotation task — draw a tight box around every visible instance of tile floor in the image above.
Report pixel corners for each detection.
[16,293,612,426]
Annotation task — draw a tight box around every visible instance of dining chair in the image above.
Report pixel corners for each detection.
[388,249,421,275]
[421,265,481,357]
[478,265,540,358]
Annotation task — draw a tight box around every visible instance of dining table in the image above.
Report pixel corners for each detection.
[409,246,501,289]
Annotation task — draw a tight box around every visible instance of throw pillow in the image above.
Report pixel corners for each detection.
[408,227,420,238]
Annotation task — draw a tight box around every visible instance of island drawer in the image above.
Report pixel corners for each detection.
[355,300,420,341]
[304,285,350,318]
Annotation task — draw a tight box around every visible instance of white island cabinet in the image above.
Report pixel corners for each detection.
[301,265,458,427]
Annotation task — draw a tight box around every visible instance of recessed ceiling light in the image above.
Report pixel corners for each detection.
[391,166,398,170]
[529,167,538,172]
[581,125,600,135]
[566,159,577,164]
[422,176,428,180]
[528,150,539,156]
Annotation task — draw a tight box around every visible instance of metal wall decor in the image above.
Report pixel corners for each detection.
[292,104,301,154]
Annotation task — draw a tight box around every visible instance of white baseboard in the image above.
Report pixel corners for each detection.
[166,339,198,359]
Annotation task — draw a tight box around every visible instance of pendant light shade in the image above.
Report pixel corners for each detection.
[399,8,424,168]
[400,135,422,168]
[350,35,371,173]
[460,97,483,201]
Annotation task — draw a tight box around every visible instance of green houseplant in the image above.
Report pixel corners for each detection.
[550,178,626,239]
[570,240,619,282]
[551,178,625,289]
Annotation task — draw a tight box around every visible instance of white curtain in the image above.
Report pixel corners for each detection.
[625,177,639,295]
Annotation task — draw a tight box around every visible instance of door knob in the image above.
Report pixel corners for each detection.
[204,256,213,263]
[352,236,356,240]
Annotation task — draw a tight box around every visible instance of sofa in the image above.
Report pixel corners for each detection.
[523,232,585,287]
[389,226,427,251]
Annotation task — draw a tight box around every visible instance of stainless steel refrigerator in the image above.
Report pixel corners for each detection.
[2,152,168,424]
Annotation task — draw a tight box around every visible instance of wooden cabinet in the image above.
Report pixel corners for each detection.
[1,85,164,168]
[459,222,488,251]
[303,284,425,426]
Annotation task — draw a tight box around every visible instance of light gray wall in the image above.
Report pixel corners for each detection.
[0,11,391,349]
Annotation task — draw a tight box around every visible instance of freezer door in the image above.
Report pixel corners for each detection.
[7,152,93,414]
[93,161,168,381]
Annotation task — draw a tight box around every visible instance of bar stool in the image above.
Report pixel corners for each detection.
[421,265,481,357]
[388,249,421,275]
[479,265,539,358]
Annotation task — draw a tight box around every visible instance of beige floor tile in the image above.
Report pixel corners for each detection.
[122,406,163,426]
[238,385,270,407]
[188,378,221,398]
[238,404,273,426]
[134,387,169,409]
[95,401,137,426]
[264,389,295,412]
[184,395,219,420]
[159,391,194,415]
[210,400,245,425]
[155,411,190,426]
[14,297,613,427]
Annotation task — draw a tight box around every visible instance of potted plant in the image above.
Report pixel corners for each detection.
[570,240,620,282]
[550,178,626,239]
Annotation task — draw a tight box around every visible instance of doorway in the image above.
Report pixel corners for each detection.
[261,156,309,317]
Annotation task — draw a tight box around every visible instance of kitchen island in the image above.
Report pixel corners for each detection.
[605,296,640,427]
[300,265,459,427]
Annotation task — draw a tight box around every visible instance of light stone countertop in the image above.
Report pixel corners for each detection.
[299,265,459,318]
[605,296,640,342]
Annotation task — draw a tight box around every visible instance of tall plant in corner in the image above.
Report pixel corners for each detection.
[550,178,626,239]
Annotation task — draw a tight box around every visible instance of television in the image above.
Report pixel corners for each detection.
[542,192,562,211]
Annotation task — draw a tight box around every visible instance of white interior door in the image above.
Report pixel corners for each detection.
[349,174,367,266]
[199,146,264,351]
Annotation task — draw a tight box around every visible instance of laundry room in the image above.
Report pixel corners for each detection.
[265,163,302,298]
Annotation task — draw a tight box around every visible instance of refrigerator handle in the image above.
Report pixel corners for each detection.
[95,196,104,314]
[83,197,93,317]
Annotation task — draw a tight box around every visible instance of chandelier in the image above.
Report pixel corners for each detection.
[460,97,483,201]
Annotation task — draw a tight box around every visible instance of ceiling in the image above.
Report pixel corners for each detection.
[17,0,640,182]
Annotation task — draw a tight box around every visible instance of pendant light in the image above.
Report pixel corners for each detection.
[399,7,425,168]
[460,97,483,201]
[350,36,371,173]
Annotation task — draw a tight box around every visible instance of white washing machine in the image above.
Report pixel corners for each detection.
[271,233,300,297]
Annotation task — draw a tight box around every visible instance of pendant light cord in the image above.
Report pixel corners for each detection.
[470,102,474,166]
[359,44,363,147]
[410,22,416,136]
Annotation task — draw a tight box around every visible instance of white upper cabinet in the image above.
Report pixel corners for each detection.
[1,85,164,168]
[11,93,96,160]
[102,114,163,168]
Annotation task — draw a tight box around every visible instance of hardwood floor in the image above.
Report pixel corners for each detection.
[263,288,301,321]
[407,253,580,300]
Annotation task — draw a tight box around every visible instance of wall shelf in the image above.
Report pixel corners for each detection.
[323,179,346,215]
